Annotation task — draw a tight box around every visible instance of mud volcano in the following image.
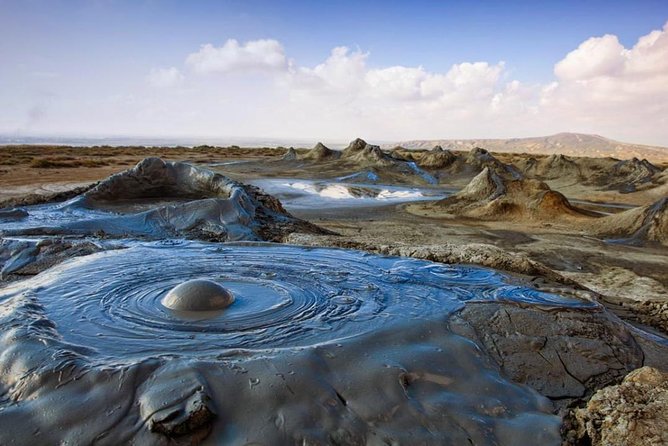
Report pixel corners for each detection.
[0,241,610,444]
[0,157,327,241]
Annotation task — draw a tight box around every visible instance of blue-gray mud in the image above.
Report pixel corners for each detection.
[0,158,656,445]
[0,158,328,241]
[249,178,449,210]
[0,241,613,445]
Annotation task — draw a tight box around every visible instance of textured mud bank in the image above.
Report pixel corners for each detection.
[0,242,616,445]
[1,158,327,242]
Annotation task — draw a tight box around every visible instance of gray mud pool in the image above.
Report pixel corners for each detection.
[250,178,449,210]
[0,159,642,445]
[0,240,598,445]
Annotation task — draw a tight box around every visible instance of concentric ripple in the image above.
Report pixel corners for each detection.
[2,241,596,360]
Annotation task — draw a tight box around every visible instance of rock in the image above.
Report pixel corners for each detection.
[139,364,216,439]
[571,366,668,446]
[448,303,644,407]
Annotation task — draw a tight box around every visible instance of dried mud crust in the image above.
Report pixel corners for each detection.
[562,366,668,446]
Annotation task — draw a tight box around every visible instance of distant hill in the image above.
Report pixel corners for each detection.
[388,133,668,163]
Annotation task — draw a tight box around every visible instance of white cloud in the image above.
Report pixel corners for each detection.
[185,39,287,74]
[11,22,668,145]
[288,46,368,93]
[365,66,431,100]
[543,21,668,138]
[146,67,184,88]
[554,34,626,80]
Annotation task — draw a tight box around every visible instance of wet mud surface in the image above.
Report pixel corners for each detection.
[0,241,603,444]
[249,178,449,210]
[0,153,666,445]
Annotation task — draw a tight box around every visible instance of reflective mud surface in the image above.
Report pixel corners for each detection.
[0,200,114,231]
[250,178,449,209]
[0,158,326,241]
[0,241,607,444]
[0,241,596,362]
[0,159,652,445]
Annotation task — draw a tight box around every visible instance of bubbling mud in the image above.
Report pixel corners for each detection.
[162,279,235,311]
[0,241,616,445]
[1,241,596,362]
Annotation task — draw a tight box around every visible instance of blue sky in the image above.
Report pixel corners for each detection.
[2,0,668,144]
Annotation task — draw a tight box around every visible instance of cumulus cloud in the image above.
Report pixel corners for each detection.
[285,46,506,110]
[22,22,667,144]
[186,39,287,74]
[543,20,668,134]
[554,34,627,80]
[146,67,184,88]
[288,46,368,93]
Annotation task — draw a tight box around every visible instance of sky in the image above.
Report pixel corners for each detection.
[1,0,668,145]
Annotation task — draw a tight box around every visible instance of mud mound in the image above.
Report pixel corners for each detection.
[432,167,592,220]
[570,367,668,446]
[299,141,341,161]
[3,158,328,242]
[516,154,581,180]
[592,197,668,245]
[465,147,523,179]
[281,147,297,160]
[407,146,522,180]
[418,146,458,169]
[516,154,664,193]
[608,157,663,192]
[341,138,397,166]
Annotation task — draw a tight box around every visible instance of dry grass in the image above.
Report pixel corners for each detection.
[0,144,286,169]
[29,157,110,168]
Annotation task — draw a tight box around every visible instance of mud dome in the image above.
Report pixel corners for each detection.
[0,242,600,445]
[162,279,235,311]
